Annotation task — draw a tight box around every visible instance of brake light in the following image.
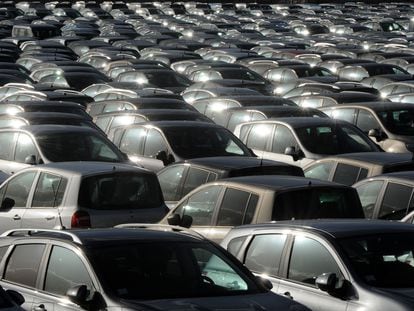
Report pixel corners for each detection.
[71,211,91,228]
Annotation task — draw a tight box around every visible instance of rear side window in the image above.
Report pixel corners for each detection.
[245,234,287,276]
[379,183,413,220]
[4,244,45,287]
[182,167,212,197]
[32,173,67,208]
[332,163,368,186]
[79,172,163,210]
[216,189,258,226]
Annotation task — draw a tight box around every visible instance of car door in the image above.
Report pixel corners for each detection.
[210,188,259,242]
[277,235,348,311]
[0,243,47,311]
[33,244,96,311]
[0,171,37,234]
[21,172,68,229]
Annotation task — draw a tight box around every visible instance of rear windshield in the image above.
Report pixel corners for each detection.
[79,172,163,210]
[272,187,363,220]
[229,166,304,178]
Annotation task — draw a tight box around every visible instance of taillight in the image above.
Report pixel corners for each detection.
[71,211,91,228]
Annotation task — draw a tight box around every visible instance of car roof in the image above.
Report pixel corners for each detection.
[367,170,414,181]
[221,175,345,189]
[12,124,101,135]
[248,117,348,127]
[231,219,414,239]
[133,120,223,129]
[327,102,414,110]
[329,152,414,165]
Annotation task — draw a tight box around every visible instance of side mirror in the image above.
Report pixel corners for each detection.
[316,272,337,292]
[66,285,88,306]
[24,155,37,165]
[6,290,24,306]
[368,129,383,142]
[284,146,302,161]
[167,213,193,228]
[1,198,15,209]
[256,276,273,291]
[156,150,170,166]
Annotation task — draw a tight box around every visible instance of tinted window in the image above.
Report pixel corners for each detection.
[288,236,342,286]
[158,165,186,201]
[0,132,16,160]
[32,173,67,207]
[4,244,45,287]
[143,129,167,157]
[246,124,273,151]
[356,181,384,218]
[356,110,380,133]
[182,167,211,197]
[331,108,355,123]
[244,195,258,224]
[79,172,163,210]
[44,246,93,296]
[217,188,252,226]
[272,125,297,153]
[376,109,414,136]
[175,185,221,226]
[3,172,36,207]
[304,161,334,181]
[120,127,146,155]
[333,163,368,186]
[379,183,413,220]
[245,234,287,276]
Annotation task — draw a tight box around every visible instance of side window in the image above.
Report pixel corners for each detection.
[158,165,186,201]
[4,244,46,287]
[143,129,167,157]
[182,167,211,197]
[333,163,368,186]
[0,246,9,264]
[379,183,413,220]
[246,124,274,151]
[356,181,384,218]
[356,110,380,133]
[238,124,250,141]
[244,194,258,224]
[272,125,297,153]
[216,188,253,226]
[0,132,16,160]
[32,173,67,208]
[44,246,93,296]
[120,127,146,155]
[288,236,342,286]
[175,185,222,226]
[14,133,38,163]
[110,115,138,130]
[304,161,334,181]
[227,236,247,257]
[94,116,111,132]
[331,108,356,123]
[245,234,287,277]
[3,172,36,208]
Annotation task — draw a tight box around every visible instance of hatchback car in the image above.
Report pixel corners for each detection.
[162,175,364,242]
[0,162,167,233]
[0,227,310,311]
[221,219,414,311]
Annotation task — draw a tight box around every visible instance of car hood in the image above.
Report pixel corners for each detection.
[121,292,310,311]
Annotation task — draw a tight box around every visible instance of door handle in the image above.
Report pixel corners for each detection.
[45,216,55,220]
[283,291,293,299]
[12,215,21,220]
[33,304,46,311]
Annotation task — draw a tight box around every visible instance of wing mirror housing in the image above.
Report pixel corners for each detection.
[368,128,383,142]
[66,285,88,306]
[167,213,193,228]
[24,155,38,165]
[1,197,15,210]
[156,151,175,166]
[316,272,337,292]
[256,276,273,291]
[284,146,302,161]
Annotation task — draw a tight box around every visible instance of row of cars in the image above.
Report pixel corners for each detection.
[0,1,414,311]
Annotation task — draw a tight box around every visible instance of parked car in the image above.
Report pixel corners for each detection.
[304,152,414,185]
[0,162,168,233]
[234,118,380,167]
[353,171,414,220]
[157,156,304,207]
[321,102,414,153]
[0,227,310,311]
[162,175,364,242]
[221,219,414,311]
[109,121,254,171]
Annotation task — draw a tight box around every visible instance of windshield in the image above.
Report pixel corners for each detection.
[273,187,363,220]
[295,123,377,155]
[87,241,257,299]
[376,109,414,136]
[339,233,414,288]
[164,127,252,158]
[36,132,123,162]
[79,172,163,210]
